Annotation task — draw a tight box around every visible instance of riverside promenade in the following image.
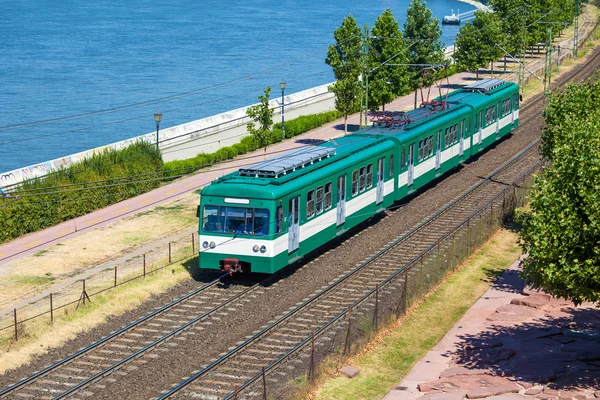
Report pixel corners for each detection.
[0,72,475,266]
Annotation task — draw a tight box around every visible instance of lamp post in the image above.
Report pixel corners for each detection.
[154,112,162,151]
[279,80,286,139]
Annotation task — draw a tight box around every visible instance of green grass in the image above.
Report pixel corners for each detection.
[310,228,521,400]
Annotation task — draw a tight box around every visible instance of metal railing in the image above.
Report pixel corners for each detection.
[0,231,198,341]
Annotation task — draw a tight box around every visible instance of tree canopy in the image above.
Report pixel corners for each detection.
[403,0,445,90]
[246,86,274,152]
[326,14,363,133]
[368,9,409,111]
[453,11,505,79]
[519,75,600,304]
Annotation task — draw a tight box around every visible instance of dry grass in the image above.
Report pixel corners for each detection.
[0,195,198,309]
[304,228,521,400]
[0,257,193,374]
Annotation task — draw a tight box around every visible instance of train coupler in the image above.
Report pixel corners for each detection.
[221,258,242,275]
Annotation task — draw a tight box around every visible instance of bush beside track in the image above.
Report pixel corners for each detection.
[162,110,342,177]
[0,142,163,244]
[0,110,342,244]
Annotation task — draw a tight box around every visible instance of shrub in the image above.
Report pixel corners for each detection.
[0,141,162,244]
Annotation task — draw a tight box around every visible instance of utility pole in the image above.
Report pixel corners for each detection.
[519,7,526,96]
[543,27,553,96]
[574,0,580,58]
[359,24,369,128]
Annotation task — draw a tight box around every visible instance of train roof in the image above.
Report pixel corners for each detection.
[200,79,518,200]
[201,135,395,200]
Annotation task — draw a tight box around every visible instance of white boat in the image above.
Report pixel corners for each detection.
[443,9,461,25]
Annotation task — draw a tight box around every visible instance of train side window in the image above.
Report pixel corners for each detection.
[316,186,324,214]
[485,106,494,126]
[389,155,394,177]
[428,135,433,157]
[467,118,471,133]
[359,166,366,192]
[453,124,458,143]
[366,164,373,189]
[352,170,359,195]
[444,127,448,147]
[307,190,315,218]
[275,206,284,233]
[324,182,332,209]
[418,140,424,161]
[401,149,405,169]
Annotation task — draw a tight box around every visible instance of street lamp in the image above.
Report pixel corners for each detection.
[279,80,286,139]
[154,112,162,151]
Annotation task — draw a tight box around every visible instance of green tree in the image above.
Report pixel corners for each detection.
[403,0,445,107]
[518,75,600,304]
[489,0,527,56]
[246,86,274,155]
[326,14,363,133]
[453,11,506,79]
[368,9,409,111]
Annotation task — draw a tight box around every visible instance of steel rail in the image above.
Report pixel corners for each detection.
[227,160,543,399]
[53,281,260,399]
[158,134,543,399]
[0,271,231,398]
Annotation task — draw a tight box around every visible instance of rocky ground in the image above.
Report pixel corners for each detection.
[412,274,600,400]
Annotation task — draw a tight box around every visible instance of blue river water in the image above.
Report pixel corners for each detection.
[0,0,474,172]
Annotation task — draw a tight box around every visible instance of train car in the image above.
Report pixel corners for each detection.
[196,79,520,274]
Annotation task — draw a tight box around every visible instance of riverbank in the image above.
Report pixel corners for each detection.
[457,0,491,12]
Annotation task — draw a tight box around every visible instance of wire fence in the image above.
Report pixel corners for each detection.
[0,232,198,342]
[234,161,539,400]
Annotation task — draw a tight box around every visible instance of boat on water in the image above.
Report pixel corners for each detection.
[442,9,461,25]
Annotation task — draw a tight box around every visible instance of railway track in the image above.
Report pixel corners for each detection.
[2,26,598,400]
[157,139,542,399]
[157,39,600,400]
[0,273,262,400]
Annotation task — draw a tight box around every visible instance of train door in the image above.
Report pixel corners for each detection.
[408,144,414,186]
[435,131,441,170]
[288,196,300,253]
[496,104,500,135]
[459,120,464,157]
[511,95,516,125]
[336,175,346,226]
[376,157,384,204]
[478,110,483,145]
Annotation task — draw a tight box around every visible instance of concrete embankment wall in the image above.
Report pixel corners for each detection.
[0,83,335,188]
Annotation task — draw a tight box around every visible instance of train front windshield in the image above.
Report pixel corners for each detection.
[202,206,270,236]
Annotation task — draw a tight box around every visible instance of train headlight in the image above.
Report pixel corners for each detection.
[260,245,267,254]
[202,241,209,249]
[253,245,260,253]
[209,241,216,249]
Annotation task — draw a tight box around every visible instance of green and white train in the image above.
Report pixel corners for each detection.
[197,79,520,274]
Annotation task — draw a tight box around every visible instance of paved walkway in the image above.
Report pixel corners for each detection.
[383,259,600,400]
[0,72,476,266]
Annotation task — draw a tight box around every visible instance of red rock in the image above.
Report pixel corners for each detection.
[440,367,494,378]
[418,375,517,393]
[525,387,544,395]
[511,294,551,309]
[339,365,359,378]
[418,392,468,400]
[466,384,520,398]
[517,380,534,389]
[522,287,551,298]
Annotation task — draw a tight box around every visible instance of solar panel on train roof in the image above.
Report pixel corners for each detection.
[239,146,336,178]
[462,78,506,93]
